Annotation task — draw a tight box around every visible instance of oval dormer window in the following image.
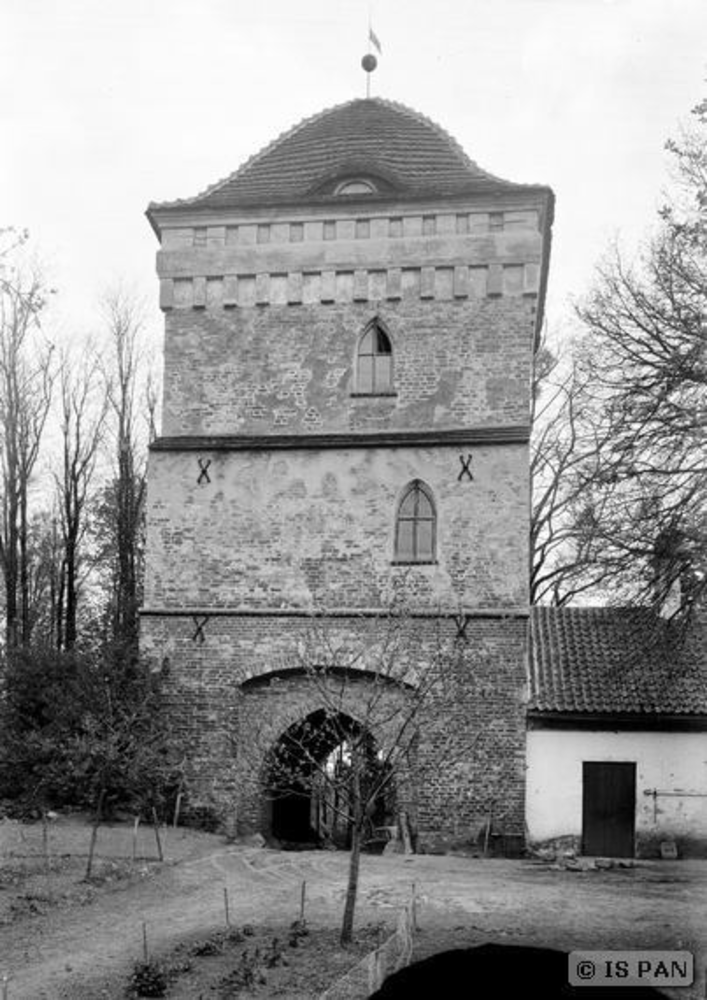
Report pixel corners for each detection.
[335,179,377,196]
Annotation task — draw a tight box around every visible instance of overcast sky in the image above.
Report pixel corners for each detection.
[2,0,706,343]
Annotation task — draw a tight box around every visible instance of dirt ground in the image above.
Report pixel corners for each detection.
[0,816,705,999]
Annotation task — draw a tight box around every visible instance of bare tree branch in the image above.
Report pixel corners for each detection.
[530,99,707,611]
[0,229,56,648]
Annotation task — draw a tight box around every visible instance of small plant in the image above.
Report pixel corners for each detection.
[217,948,266,997]
[288,918,308,948]
[191,935,224,957]
[9,891,55,919]
[241,923,255,936]
[128,958,168,997]
[264,936,287,968]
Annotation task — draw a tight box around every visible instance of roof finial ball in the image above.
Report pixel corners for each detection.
[361,52,377,98]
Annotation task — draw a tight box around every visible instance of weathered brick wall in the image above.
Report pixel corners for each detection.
[160,298,536,437]
[140,612,528,843]
[415,616,528,843]
[144,443,528,611]
[155,193,544,438]
[143,179,546,850]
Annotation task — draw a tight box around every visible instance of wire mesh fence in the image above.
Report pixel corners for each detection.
[319,897,415,1000]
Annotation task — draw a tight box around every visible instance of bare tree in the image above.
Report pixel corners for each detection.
[23,509,63,647]
[236,604,486,945]
[530,98,707,610]
[53,343,108,649]
[98,288,156,651]
[531,343,603,604]
[0,229,55,648]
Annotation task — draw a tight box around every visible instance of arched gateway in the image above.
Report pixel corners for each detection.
[141,96,553,849]
[264,708,392,848]
[236,665,408,848]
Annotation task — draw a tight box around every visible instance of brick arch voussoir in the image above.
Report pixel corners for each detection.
[239,668,412,763]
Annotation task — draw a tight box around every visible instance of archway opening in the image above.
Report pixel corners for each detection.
[266,709,393,850]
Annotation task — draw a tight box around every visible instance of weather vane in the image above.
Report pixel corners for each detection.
[362,23,382,98]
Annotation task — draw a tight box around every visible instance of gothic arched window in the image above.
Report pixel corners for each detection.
[357,322,393,394]
[394,480,436,563]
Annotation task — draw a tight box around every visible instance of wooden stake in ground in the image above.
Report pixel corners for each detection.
[173,790,183,830]
[151,807,164,862]
[132,815,141,862]
[85,788,106,879]
[142,922,149,962]
[223,887,230,926]
[483,804,494,858]
[400,811,413,855]
[299,880,306,923]
[40,809,50,874]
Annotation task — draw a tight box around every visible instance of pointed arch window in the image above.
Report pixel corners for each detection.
[356,321,393,394]
[394,480,436,563]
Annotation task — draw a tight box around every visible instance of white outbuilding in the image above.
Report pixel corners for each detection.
[526,606,707,858]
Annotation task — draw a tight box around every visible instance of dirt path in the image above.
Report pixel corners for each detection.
[1,835,706,999]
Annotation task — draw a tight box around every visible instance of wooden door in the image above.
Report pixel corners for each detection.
[582,761,636,857]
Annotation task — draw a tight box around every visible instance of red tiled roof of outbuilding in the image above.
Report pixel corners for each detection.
[529,605,707,716]
[149,98,549,212]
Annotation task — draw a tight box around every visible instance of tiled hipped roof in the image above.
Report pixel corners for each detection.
[150,98,541,211]
[529,606,707,716]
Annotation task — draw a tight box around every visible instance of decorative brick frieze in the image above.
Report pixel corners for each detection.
[159,278,174,310]
[159,209,541,253]
[157,263,541,311]
[386,267,402,300]
[192,275,207,309]
[321,270,336,303]
[487,263,504,297]
[221,274,237,306]
[206,226,226,247]
[353,269,368,302]
[420,266,435,299]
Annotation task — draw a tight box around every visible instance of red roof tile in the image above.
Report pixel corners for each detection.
[529,606,707,716]
[149,98,548,213]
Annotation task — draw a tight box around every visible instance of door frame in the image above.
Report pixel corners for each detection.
[581,760,636,857]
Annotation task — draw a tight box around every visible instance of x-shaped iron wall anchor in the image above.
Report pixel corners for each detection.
[192,615,209,643]
[197,458,211,485]
[458,454,473,482]
[453,613,470,641]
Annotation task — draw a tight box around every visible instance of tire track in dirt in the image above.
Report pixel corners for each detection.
[3,850,705,1000]
[5,849,347,999]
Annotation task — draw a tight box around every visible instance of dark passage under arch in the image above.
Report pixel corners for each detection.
[265,709,393,849]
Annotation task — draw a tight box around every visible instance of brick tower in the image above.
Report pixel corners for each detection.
[142,98,554,847]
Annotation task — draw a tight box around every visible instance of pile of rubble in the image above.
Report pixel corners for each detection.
[529,848,636,872]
